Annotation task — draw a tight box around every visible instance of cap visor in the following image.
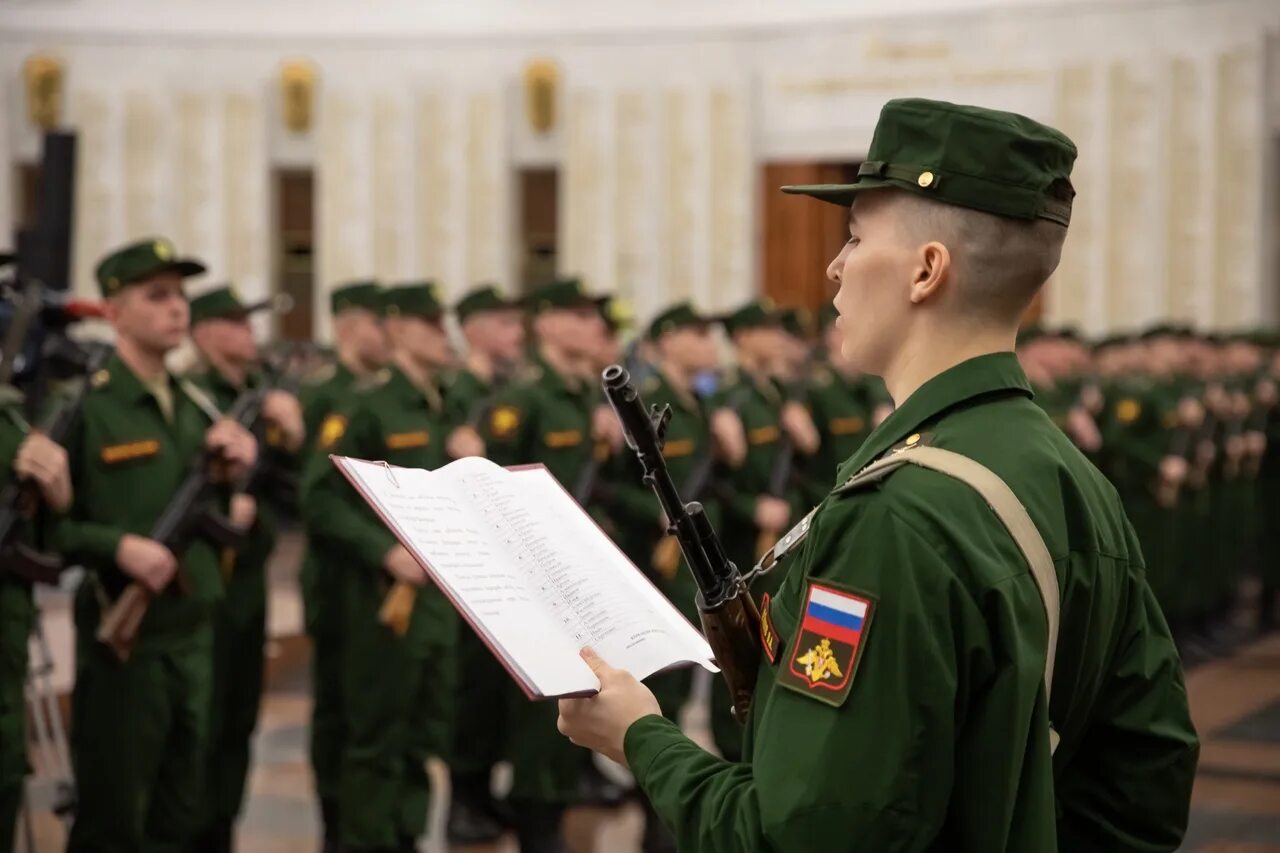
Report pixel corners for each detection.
[170,259,207,278]
[781,177,896,207]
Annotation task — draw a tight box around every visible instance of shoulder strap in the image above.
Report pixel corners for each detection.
[839,444,1061,753]
[178,378,224,422]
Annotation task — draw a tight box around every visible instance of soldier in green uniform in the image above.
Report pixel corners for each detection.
[56,238,258,852]
[479,277,609,852]
[798,304,883,505]
[1255,337,1280,631]
[1,396,73,853]
[297,280,387,850]
[443,284,526,844]
[709,301,811,761]
[185,286,306,851]
[301,283,457,853]
[558,98,1198,851]
[600,302,720,851]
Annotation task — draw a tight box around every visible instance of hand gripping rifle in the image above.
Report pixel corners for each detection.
[602,365,761,724]
[96,386,264,661]
[0,342,112,583]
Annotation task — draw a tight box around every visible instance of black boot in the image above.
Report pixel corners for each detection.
[320,797,344,853]
[511,801,565,853]
[447,772,506,844]
[191,821,234,853]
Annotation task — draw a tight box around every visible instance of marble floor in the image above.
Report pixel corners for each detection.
[14,532,1280,851]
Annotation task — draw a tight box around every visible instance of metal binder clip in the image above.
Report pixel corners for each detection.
[380,460,400,487]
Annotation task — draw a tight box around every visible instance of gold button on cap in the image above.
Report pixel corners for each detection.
[917,171,934,188]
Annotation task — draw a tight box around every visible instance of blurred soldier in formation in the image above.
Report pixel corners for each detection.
[297,281,389,851]
[185,286,305,852]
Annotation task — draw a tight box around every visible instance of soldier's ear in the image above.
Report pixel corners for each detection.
[908,242,950,305]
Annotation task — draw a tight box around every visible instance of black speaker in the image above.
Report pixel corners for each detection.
[26,131,77,292]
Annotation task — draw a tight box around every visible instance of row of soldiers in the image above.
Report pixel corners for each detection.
[2,232,1278,853]
[1015,324,1280,651]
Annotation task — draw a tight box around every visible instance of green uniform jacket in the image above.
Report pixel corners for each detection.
[443,367,494,429]
[482,355,594,489]
[301,366,455,652]
[56,353,225,647]
[800,364,878,506]
[623,353,1198,852]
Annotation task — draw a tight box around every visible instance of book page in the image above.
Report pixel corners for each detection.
[334,456,716,700]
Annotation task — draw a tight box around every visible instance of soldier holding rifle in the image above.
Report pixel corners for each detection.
[558,99,1198,851]
[52,238,256,851]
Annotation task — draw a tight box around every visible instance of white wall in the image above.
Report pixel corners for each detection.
[2,0,1278,336]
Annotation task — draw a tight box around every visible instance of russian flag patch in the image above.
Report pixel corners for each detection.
[777,580,875,707]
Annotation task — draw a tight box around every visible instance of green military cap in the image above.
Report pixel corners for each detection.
[95,237,206,297]
[780,307,814,339]
[384,281,445,319]
[455,284,521,322]
[647,302,711,340]
[1016,324,1047,346]
[187,284,283,326]
[330,280,384,315]
[526,277,597,314]
[782,98,1077,226]
[721,299,781,337]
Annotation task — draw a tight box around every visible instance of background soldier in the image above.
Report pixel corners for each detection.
[480,277,610,852]
[56,238,257,851]
[297,280,387,850]
[185,285,305,851]
[1,399,73,853]
[302,283,457,853]
[443,284,526,844]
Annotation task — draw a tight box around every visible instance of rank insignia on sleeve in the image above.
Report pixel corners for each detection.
[759,593,781,664]
[490,405,521,439]
[385,430,429,450]
[100,439,160,465]
[318,414,347,449]
[777,580,875,707]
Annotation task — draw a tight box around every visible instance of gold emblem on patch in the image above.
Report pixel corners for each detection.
[795,638,844,687]
[1115,399,1141,423]
[385,430,429,450]
[490,405,520,439]
[318,414,347,449]
[91,369,111,388]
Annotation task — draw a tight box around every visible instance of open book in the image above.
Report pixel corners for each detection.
[332,454,718,699]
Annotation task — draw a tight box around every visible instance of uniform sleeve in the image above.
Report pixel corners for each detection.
[300,403,398,566]
[53,415,127,565]
[1056,522,1199,851]
[624,500,1002,852]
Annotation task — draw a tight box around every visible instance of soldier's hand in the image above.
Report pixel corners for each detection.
[1067,407,1102,453]
[754,496,791,532]
[592,405,624,452]
[1246,430,1266,458]
[447,425,485,459]
[781,401,820,455]
[1178,397,1205,428]
[383,544,426,587]
[711,409,746,467]
[230,493,257,532]
[557,647,660,767]
[115,534,178,593]
[262,390,305,452]
[1159,455,1187,486]
[13,432,73,512]
[205,418,258,481]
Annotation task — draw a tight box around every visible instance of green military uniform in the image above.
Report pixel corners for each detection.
[618,99,1198,851]
[300,284,456,852]
[186,286,286,847]
[444,286,522,830]
[800,357,883,506]
[479,279,599,824]
[58,239,229,852]
[297,280,383,844]
[711,302,805,760]
[604,304,716,719]
[0,389,38,853]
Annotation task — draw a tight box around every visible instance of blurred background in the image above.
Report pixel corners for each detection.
[3,0,1280,851]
